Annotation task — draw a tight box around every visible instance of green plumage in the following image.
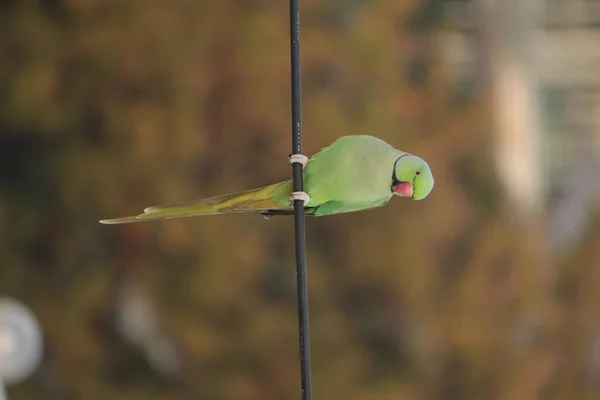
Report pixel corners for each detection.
[99,135,434,224]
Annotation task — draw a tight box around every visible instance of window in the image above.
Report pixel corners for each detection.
[544,0,600,28]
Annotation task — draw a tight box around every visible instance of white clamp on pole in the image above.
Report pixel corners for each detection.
[288,154,308,169]
[288,154,310,207]
[0,298,43,400]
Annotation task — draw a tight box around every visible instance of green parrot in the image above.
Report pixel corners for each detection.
[99,135,434,224]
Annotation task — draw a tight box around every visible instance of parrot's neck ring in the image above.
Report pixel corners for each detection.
[391,153,409,189]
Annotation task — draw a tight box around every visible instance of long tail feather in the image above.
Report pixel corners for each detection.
[99,181,291,224]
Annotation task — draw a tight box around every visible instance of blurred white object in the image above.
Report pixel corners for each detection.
[0,298,43,383]
[479,0,544,217]
[0,298,43,400]
[116,282,180,377]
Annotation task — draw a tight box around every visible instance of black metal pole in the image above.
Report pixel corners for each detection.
[289,1,312,399]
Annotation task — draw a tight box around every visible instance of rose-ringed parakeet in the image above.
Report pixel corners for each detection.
[99,135,434,224]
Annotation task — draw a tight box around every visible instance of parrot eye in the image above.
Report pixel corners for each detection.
[415,171,421,176]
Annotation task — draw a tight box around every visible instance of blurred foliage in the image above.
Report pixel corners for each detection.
[0,1,599,399]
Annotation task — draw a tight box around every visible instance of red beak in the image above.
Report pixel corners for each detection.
[393,182,414,197]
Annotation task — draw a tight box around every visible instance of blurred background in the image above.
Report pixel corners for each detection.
[1,0,599,399]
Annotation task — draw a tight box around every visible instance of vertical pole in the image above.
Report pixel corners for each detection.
[289,1,312,399]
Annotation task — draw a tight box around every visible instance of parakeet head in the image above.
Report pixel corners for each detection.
[391,154,434,200]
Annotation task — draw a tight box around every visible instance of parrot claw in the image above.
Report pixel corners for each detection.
[289,191,310,207]
[288,154,309,169]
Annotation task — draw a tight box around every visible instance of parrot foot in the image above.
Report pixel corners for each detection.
[288,154,308,168]
[289,191,310,207]
[261,206,318,217]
